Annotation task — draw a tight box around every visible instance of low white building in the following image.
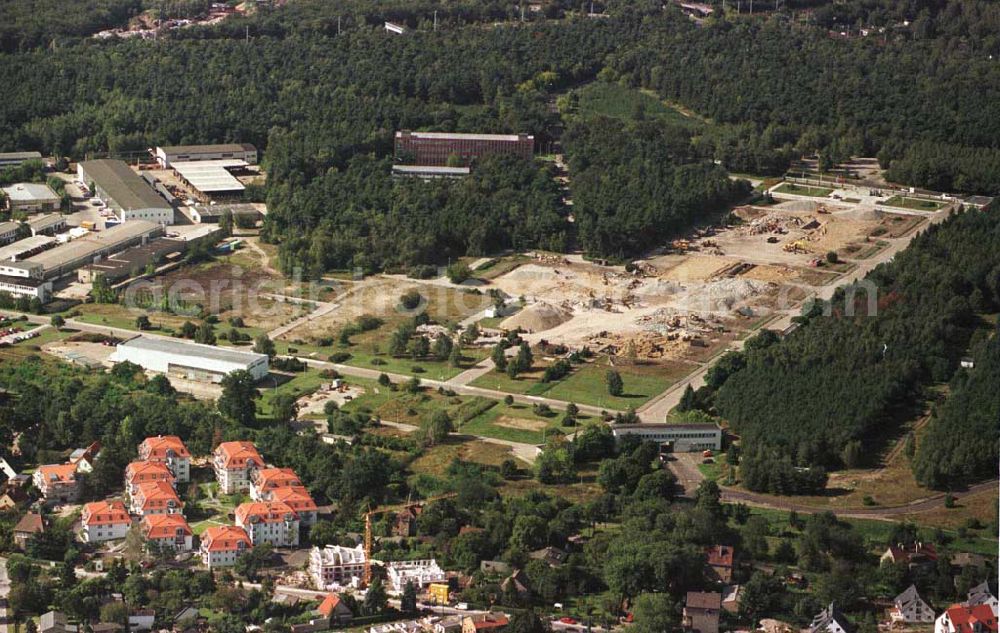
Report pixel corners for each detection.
[154,143,258,168]
[310,544,367,590]
[385,559,446,594]
[77,159,174,225]
[2,183,60,213]
[112,336,269,383]
[610,423,722,452]
[79,500,131,543]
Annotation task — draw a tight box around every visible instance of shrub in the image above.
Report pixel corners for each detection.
[328,352,352,363]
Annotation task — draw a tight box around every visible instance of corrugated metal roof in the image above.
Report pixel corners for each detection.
[119,335,268,366]
[79,160,171,211]
[3,183,59,202]
[171,160,246,193]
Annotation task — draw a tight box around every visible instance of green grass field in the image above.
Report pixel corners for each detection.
[882,195,945,211]
[772,182,834,198]
[573,81,703,128]
[458,401,576,444]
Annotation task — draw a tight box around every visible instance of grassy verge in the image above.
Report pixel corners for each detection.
[773,182,834,197]
[881,195,945,211]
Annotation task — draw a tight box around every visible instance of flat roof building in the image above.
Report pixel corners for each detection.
[3,183,60,213]
[28,213,67,236]
[610,423,722,452]
[0,152,43,169]
[391,165,471,179]
[395,130,534,166]
[112,335,269,383]
[24,220,163,279]
[77,160,174,225]
[76,237,185,284]
[170,159,247,198]
[154,144,258,169]
[0,235,56,262]
[0,222,22,246]
[188,202,263,224]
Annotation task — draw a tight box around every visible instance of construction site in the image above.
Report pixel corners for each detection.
[479,198,925,365]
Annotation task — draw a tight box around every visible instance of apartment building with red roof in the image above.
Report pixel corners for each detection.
[213,441,264,494]
[142,514,193,551]
[200,525,252,568]
[125,461,175,497]
[130,481,184,516]
[270,486,318,525]
[250,467,302,501]
[234,501,300,547]
[33,464,81,503]
[80,500,131,543]
[138,435,191,483]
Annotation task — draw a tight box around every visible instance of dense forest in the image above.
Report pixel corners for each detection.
[912,332,1000,489]
[694,208,1000,492]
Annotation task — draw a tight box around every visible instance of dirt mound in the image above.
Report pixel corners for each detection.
[501,301,573,332]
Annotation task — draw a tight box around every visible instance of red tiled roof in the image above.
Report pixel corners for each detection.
[139,435,190,460]
[707,545,734,568]
[134,481,183,511]
[945,604,998,633]
[473,615,509,630]
[125,461,175,485]
[142,514,192,539]
[201,525,251,552]
[37,463,78,483]
[270,486,317,512]
[82,500,130,526]
[886,542,938,563]
[13,512,44,534]
[317,593,347,618]
[253,468,301,491]
[215,441,263,469]
[235,501,298,524]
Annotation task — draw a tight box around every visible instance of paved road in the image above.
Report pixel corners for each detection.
[449,358,496,386]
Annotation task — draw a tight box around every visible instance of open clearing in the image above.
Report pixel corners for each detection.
[772,182,834,197]
[882,195,946,212]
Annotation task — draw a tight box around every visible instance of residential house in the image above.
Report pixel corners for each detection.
[316,593,353,626]
[809,603,855,633]
[130,481,183,516]
[394,504,422,537]
[706,545,734,583]
[213,441,264,494]
[935,604,998,633]
[684,591,721,633]
[172,606,202,632]
[270,486,318,526]
[890,585,935,624]
[500,569,530,599]
[80,500,131,543]
[13,511,44,549]
[385,559,446,592]
[200,525,252,568]
[721,585,742,614]
[461,613,509,632]
[966,582,999,615]
[142,514,193,551]
[138,435,191,483]
[434,616,464,633]
[250,467,302,501]
[881,542,938,568]
[309,544,367,589]
[235,501,300,547]
[125,461,175,497]
[40,611,75,633]
[0,485,28,511]
[129,610,156,631]
[33,463,80,503]
[952,553,987,572]
[529,546,567,567]
[68,441,102,473]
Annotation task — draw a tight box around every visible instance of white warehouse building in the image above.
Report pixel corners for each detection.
[77,159,174,225]
[610,423,722,452]
[112,336,269,383]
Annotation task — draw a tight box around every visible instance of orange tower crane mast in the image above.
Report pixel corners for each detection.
[362,493,457,586]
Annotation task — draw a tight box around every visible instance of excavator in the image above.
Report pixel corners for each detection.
[362,493,457,586]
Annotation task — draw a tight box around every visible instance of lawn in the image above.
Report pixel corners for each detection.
[257,368,328,418]
[541,363,673,410]
[772,182,834,198]
[573,81,704,128]
[338,345,487,381]
[470,360,676,410]
[408,438,526,478]
[881,195,945,211]
[458,401,580,444]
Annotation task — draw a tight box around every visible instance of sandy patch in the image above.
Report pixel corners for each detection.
[500,301,574,333]
[493,416,548,431]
